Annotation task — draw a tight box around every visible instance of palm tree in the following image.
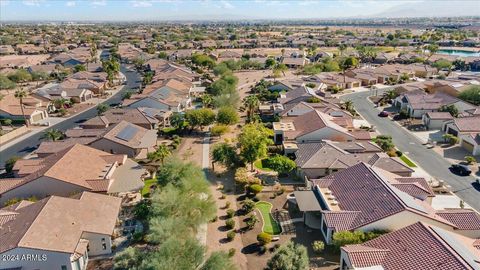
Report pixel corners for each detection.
[14,89,29,127]
[243,95,260,123]
[338,44,347,56]
[147,144,171,166]
[343,100,354,113]
[42,129,64,141]
[201,94,213,108]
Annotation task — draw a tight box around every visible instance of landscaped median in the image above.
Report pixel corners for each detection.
[399,154,417,167]
[255,201,282,235]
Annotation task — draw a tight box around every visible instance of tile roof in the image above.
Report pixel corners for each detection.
[436,209,480,230]
[453,116,480,133]
[342,222,480,270]
[0,192,120,254]
[101,121,157,149]
[80,108,158,129]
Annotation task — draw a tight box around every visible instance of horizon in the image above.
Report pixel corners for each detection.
[1,0,480,22]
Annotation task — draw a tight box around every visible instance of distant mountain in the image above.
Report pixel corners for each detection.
[373,1,480,18]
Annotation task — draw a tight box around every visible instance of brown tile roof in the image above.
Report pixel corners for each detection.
[101,120,157,149]
[342,222,480,270]
[36,138,99,156]
[452,116,480,133]
[0,93,46,117]
[80,108,158,129]
[0,192,120,254]
[436,209,480,230]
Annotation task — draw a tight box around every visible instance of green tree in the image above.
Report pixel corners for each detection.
[273,63,288,77]
[265,58,276,68]
[264,155,296,176]
[243,95,260,123]
[216,106,239,125]
[338,44,347,56]
[113,247,142,270]
[374,135,395,152]
[147,144,171,165]
[266,241,309,270]
[170,112,188,130]
[96,103,110,115]
[439,104,459,117]
[257,232,272,245]
[458,85,480,105]
[201,251,238,270]
[5,156,20,173]
[8,69,32,83]
[73,64,86,73]
[212,142,237,169]
[340,56,359,84]
[0,74,16,89]
[238,123,273,171]
[14,89,29,127]
[185,108,216,130]
[158,51,168,59]
[102,57,120,85]
[42,129,64,141]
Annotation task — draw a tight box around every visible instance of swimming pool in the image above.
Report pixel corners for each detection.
[437,49,480,57]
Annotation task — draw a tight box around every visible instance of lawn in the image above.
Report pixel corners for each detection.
[255,201,282,235]
[399,154,417,167]
[253,159,273,172]
[141,178,157,197]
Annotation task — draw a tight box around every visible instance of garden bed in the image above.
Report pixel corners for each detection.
[255,201,282,235]
[141,178,157,197]
[399,154,417,167]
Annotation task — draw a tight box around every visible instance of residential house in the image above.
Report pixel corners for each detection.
[422,112,454,130]
[0,144,146,204]
[16,44,45,54]
[33,83,94,103]
[0,45,15,55]
[282,57,309,68]
[292,163,480,244]
[345,68,378,86]
[59,78,107,96]
[309,73,362,89]
[373,64,415,83]
[443,116,480,155]
[294,141,414,178]
[0,192,121,270]
[80,108,159,129]
[0,94,51,124]
[27,63,58,75]
[0,54,50,69]
[408,63,438,78]
[340,222,480,270]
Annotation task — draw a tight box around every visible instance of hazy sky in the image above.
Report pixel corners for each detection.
[1,0,479,21]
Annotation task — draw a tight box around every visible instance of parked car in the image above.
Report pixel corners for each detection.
[378,111,389,117]
[450,164,472,176]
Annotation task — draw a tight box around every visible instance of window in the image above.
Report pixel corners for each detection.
[101,238,105,242]
[61,266,67,270]
[102,243,107,250]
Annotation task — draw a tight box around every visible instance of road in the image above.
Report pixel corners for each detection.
[341,89,480,211]
[0,65,141,167]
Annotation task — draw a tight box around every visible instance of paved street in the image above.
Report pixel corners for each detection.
[341,90,480,211]
[0,65,141,167]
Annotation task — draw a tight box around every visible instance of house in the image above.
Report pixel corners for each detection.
[408,63,438,78]
[277,84,316,105]
[16,44,45,54]
[273,110,366,145]
[0,45,15,55]
[292,163,480,244]
[59,78,106,96]
[373,64,415,83]
[0,144,146,204]
[0,192,121,270]
[422,112,454,130]
[282,57,309,68]
[307,73,362,89]
[294,142,414,178]
[89,121,157,159]
[443,116,480,155]
[33,83,94,103]
[80,108,159,129]
[0,94,51,124]
[28,63,58,75]
[345,69,378,86]
[340,222,480,270]
[0,54,50,69]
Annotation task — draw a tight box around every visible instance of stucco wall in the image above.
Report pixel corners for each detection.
[0,247,73,270]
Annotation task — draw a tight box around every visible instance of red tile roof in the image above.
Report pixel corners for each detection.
[436,209,480,230]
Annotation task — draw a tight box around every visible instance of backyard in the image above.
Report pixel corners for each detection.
[256,201,282,235]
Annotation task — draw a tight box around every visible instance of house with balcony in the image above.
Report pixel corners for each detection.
[0,192,121,270]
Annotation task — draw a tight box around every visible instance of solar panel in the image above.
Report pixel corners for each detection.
[116,125,138,141]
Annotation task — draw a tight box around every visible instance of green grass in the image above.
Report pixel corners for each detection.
[255,201,282,235]
[254,159,273,171]
[399,154,417,167]
[141,178,157,197]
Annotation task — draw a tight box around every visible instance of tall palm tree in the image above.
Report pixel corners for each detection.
[14,89,29,127]
[343,100,354,113]
[42,129,64,141]
[147,144,171,166]
[243,95,260,123]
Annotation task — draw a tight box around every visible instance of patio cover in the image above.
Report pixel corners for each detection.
[294,190,322,211]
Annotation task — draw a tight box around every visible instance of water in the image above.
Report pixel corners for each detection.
[437,49,480,57]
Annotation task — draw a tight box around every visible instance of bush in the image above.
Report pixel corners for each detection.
[246,214,259,230]
[225,218,235,230]
[249,184,263,195]
[226,209,235,218]
[312,241,325,254]
[227,230,236,241]
[395,150,403,157]
[228,248,236,257]
[225,201,231,209]
[465,156,477,165]
[211,124,229,137]
[257,232,272,245]
[216,107,239,125]
[5,156,20,173]
[161,127,177,137]
[264,155,296,175]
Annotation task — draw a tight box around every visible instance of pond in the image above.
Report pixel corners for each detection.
[437,49,480,57]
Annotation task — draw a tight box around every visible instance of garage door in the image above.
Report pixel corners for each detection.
[462,140,475,153]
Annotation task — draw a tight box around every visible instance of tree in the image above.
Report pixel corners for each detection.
[5,156,20,173]
[14,89,29,127]
[246,214,258,230]
[238,123,273,171]
[312,241,325,254]
[439,104,459,117]
[185,108,216,130]
[264,155,296,175]
[201,251,237,270]
[96,103,110,115]
[201,94,213,108]
[340,56,359,84]
[210,124,229,137]
[216,106,239,125]
[158,51,168,59]
[273,63,288,77]
[249,184,263,195]
[338,44,347,56]
[243,95,260,123]
[102,57,120,85]
[265,58,276,68]
[458,85,480,105]
[374,135,395,152]
[266,241,309,270]
[170,112,188,130]
[242,198,256,213]
[342,100,355,114]
[257,232,272,245]
[147,144,171,165]
[42,129,64,141]
[0,74,16,89]
[113,247,142,270]
[73,64,86,73]
[8,69,32,83]
[212,142,237,169]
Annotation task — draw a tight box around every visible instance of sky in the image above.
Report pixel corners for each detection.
[0,0,479,22]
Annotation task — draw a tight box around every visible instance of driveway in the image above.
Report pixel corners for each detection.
[0,64,141,167]
[341,90,480,212]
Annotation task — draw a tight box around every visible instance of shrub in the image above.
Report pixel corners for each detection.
[306,96,321,103]
[132,232,144,242]
[442,134,459,145]
[226,209,235,218]
[312,241,325,254]
[242,199,256,213]
[259,245,267,254]
[395,150,403,157]
[228,248,236,257]
[264,155,296,175]
[225,218,235,230]
[211,216,218,222]
[216,107,239,125]
[246,214,258,230]
[5,156,20,173]
[225,201,231,209]
[257,232,272,245]
[249,184,263,195]
[227,230,236,241]
[465,156,477,164]
[220,194,226,199]
[211,124,230,137]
